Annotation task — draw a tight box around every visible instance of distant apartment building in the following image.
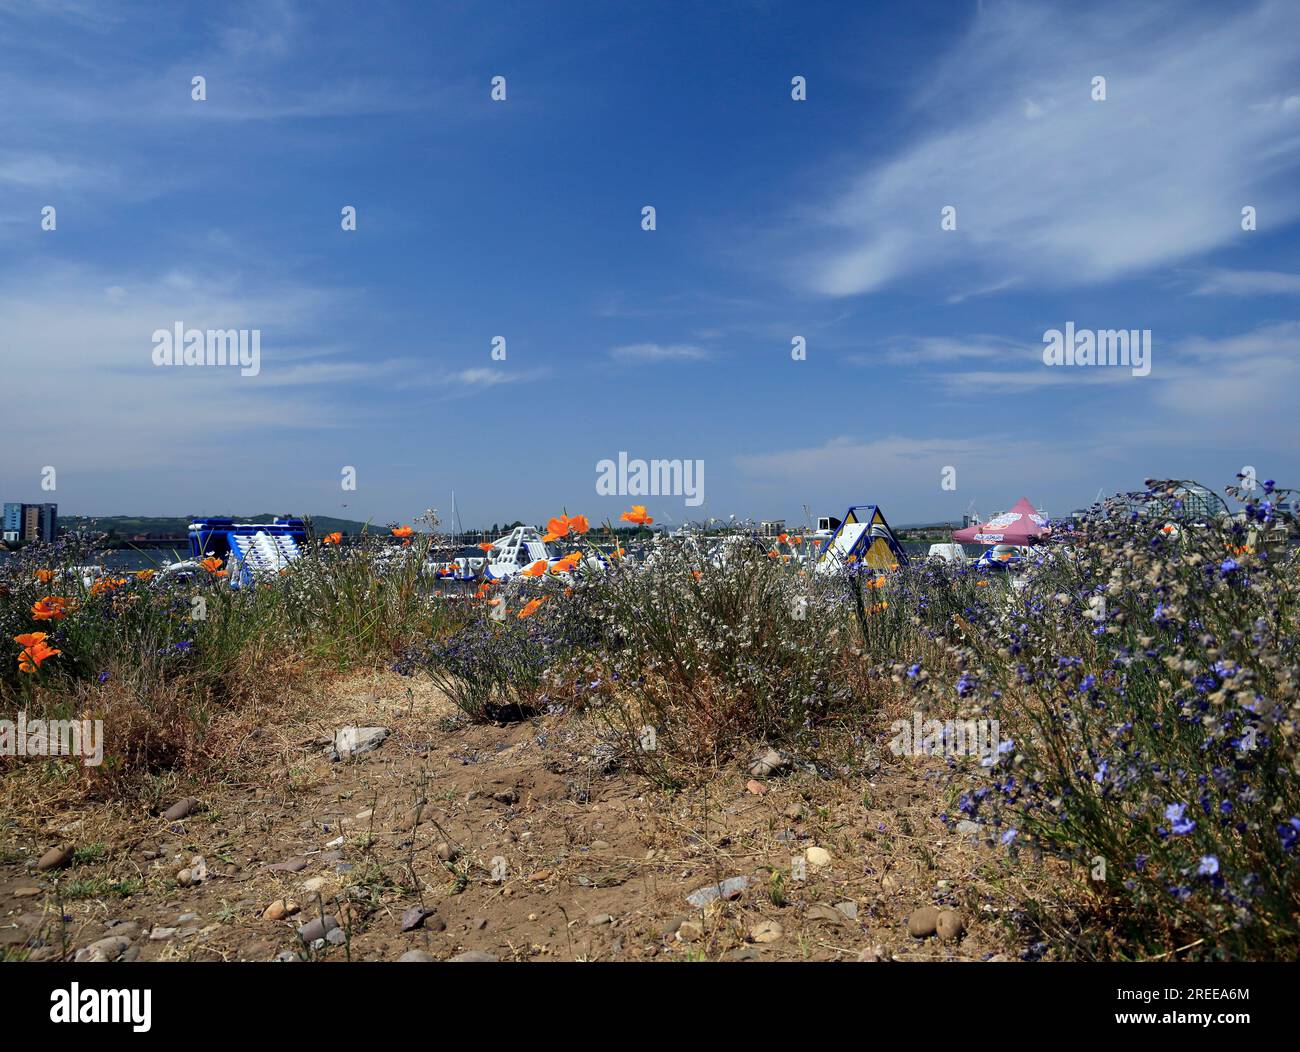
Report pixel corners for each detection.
[2,502,21,543]
[39,503,58,542]
[1,501,58,543]
[759,519,786,538]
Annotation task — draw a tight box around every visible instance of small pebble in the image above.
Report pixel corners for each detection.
[398,950,437,962]
[37,846,74,871]
[936,909,966,942]
[162,798,200,822]
[907,905,940,938]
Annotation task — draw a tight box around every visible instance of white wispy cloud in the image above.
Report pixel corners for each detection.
[0,2,440,127]
[800,1,1300,297]
[0,153,96,188]
[857,335,1024,366]
[844,322,1300,409]
[608,342,713,363]
[927,321,1300,407]
[945,276,1024,304]
[1191,268,1300,297]
[732,434,1106,516]
[1149,321,1300,418]
[0,262,378,472]
[450,368,547,388]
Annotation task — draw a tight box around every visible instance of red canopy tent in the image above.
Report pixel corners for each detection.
[952,497,1049,545]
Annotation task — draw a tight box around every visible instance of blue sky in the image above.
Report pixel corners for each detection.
[1,0,1298,530]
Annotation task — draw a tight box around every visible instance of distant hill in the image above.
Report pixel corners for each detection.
[61,514,382,538]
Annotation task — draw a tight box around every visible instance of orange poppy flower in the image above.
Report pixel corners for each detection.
[487,597,502,606]
[521,560,548,578]
[14,632,49,648]
[32,596,73,621]
[135,569,156,581]
[976,580,989,587]
[792,536,803,545]
[550,553,581,575]
[16,634,60,672]
[542,532,559,543]
[90,576,127,596]
[391,526,414,538]
[323,532,342,545]
[619,505,654,526]
[34,569,55,584]
[199,557,223,574]
[546,516,571,538]
[568,514,590,535]
[517,597,544,619]
[478,542,494,552]
[778,533,789,544]
[692,570,702,581]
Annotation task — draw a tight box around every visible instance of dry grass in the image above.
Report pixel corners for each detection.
[1,667,1077,962]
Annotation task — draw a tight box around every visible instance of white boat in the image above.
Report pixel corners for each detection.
[67,564,108,588]
[155,559,207,583]
[434,525,604,581]
[927,543,968,564]
[480,525,552,578]
[706,533,765,568]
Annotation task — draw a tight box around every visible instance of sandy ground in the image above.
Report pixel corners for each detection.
[1,670,1048,962]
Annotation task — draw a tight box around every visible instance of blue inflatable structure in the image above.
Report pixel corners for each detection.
[187,517,308,589]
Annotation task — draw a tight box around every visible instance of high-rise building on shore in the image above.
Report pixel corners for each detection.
[1,503,21,542]
[39,503,58,543]
[1,501,58,543]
